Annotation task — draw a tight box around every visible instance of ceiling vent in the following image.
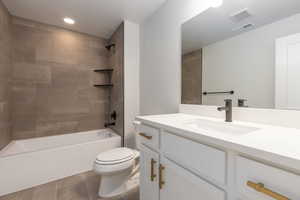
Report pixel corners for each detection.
[232,23,255,31]
[242,23,254,29]
[230,9,251,22]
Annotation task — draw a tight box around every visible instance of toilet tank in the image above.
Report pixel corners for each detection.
[133,121,142,150]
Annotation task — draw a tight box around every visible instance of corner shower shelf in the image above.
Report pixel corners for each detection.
[94,84,114,87]
[94,69,114,72]
[93,69,114,88]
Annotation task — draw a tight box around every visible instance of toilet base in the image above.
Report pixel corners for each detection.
[98,169,139,198]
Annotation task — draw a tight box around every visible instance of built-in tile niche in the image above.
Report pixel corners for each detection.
[10,17,124,140]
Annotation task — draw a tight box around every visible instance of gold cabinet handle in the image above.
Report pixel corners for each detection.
[247,181,290,200]
[150,159,157,181]
[139,133,152,140]
[159,164,165,189]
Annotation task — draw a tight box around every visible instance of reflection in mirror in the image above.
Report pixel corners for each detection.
[182,0,300,110]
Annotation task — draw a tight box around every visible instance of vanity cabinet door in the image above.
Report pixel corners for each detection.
[140,144,159,200]
[159,157,226,200]
[236,156,300,200]
[161,131,226,185]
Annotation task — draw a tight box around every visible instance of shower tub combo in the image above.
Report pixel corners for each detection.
[0,129,121,196]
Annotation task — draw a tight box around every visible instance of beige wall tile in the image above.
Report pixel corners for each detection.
[11,84,37,116]
[12,116,37,139]
[10,17,113,139]
[77,115,106,132]
[0,9,124,142]
[182,49,203,105]
[12,62,51,84]
[0,0,12,149]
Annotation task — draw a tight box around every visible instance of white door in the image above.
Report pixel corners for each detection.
[140,144,159,200]
[276,33,300,109]
[159,157,226,200]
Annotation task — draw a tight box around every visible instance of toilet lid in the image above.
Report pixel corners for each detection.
[96,148,135,164]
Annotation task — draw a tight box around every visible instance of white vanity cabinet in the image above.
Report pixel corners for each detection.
[159,157,225,200]
[161,131,226,185]
[236,157,300,200]
[140,144,159,200]
[138,121,300,200]
[138,124,226,200]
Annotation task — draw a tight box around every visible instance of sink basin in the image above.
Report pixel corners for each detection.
[185,119,260,135]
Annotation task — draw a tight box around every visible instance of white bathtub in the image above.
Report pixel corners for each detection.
[0,129,121,196]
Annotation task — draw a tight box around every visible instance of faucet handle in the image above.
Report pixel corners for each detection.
[110,111,117,120]
[238,99,248,107]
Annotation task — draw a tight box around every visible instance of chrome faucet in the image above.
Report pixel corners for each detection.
[217,99,232,122]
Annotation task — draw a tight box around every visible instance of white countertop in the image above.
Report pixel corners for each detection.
[136,113,300,172]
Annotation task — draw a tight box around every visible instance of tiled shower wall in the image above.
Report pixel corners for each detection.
[0,1,12,149]
[182,49,202,105]
[108,23,124,144]
[11,17,112,139]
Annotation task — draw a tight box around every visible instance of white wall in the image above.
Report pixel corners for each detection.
[202,14,300,109]
[140,0,212,115]
[124,20,140,148]
[140,1,300,130]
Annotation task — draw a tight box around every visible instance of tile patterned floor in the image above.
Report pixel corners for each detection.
[0,171,139,200]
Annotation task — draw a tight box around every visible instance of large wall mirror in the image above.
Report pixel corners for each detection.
[181,0,300,110]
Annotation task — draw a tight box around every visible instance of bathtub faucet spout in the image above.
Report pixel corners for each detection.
[104,122,116,128]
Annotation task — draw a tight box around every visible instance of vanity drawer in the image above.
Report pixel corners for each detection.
[161,131,226,185]
[236,156,300,200]
[139,124,160,150]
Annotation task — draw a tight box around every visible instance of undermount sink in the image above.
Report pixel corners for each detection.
[185,119,260,135]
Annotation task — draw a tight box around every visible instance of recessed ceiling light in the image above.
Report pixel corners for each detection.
[64,17,75,25]
[210,0,223,8]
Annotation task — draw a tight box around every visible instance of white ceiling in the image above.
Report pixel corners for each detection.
[182,0,300,53]
[3,0,167,38]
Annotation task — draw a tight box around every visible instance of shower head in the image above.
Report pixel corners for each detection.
[105,43,116,51]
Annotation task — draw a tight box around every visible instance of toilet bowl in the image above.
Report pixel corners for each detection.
[94,147,140,198]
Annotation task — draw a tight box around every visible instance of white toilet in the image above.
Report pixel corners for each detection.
[94,122,141,198]
[94,147,140,198]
